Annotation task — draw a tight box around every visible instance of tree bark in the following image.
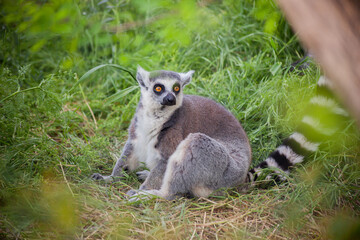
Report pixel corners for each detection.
[277,0,360,127]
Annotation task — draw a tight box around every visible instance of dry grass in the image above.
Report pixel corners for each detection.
[67,179,337,240]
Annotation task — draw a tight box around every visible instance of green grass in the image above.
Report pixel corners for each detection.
[1,0,360,239]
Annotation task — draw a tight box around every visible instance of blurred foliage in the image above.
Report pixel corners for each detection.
[2,0,80,52]
[252,0,282,34]
[1,181,79,238]
[0,0,359,239]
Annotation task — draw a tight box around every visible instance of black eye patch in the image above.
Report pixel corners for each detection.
[153,84,165,95]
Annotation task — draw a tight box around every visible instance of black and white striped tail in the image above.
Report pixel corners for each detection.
[247,76,349,184]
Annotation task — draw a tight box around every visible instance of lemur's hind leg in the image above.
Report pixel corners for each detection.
[130,133,247,201]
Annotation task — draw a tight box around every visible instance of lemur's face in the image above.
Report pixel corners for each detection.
[136,67,194,109]
[151,77,181,106]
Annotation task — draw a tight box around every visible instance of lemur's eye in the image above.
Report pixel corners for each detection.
[173,85,180,92]
[154,84,164,94]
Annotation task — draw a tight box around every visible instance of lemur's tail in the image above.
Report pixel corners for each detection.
[247,75,349,184]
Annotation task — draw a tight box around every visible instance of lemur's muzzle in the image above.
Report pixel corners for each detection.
[162,93,176,106]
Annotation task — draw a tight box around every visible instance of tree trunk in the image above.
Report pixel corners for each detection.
[277,0,360,127]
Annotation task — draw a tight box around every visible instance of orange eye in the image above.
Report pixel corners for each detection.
[155,86,162,92]
[174,86,180,92]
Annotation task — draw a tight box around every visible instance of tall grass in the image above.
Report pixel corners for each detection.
[1,0,359,239]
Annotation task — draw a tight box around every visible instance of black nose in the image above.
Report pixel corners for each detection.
[162,93,176,106]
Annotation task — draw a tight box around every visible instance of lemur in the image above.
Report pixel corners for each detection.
[92,66,252,200]
[247,74,349,183]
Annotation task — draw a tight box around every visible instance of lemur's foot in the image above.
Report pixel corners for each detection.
[126,189,138,196]
[127,189,164,202]
[136,170,150,181]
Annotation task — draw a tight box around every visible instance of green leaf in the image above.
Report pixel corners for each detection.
[270,62,282,76]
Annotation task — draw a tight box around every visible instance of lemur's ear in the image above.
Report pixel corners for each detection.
[179,70,194,86]
[136,66,150,88]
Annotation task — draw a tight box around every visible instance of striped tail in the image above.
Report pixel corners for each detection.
[247,75,349,184]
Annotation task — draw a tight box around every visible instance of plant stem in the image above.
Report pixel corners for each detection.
[0,86,44,104]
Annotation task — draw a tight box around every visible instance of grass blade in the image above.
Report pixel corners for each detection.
[68,64,136,93]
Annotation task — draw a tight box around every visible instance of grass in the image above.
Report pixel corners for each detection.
[1,0,360,239]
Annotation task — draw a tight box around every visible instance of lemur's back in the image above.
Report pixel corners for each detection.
[156,95,251,166]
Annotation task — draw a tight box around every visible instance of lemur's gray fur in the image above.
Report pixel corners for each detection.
[92,66,252,200]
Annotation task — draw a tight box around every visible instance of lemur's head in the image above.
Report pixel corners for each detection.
[136,66,194,110]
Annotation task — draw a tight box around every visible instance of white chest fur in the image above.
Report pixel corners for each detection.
[133,108,170,170]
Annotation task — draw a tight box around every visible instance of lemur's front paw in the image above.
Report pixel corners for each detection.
[136,170,150,181]
[91,173,116,183]
[91,173,105,180]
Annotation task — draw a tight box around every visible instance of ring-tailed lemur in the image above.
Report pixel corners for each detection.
[246,75,349,184]
[92,66,252,200]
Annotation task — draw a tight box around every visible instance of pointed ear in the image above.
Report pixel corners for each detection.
[179,70,195,86]
[136,66,150,88]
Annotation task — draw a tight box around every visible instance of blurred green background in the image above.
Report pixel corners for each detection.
[1,0,359,239]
